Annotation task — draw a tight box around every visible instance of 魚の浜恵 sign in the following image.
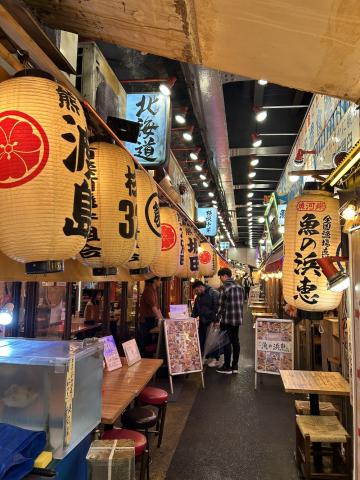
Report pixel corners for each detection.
[255,318,294,375]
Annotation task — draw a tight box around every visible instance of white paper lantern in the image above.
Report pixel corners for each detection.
[283,187,342,312]
[78,141,137,274]
[177,225,199,278]
[199,242,216,277]
[0,71,91,273]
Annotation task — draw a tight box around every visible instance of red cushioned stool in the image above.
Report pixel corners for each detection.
[102,428,149,480]
[144,344,157,356]
[138,386,169,448]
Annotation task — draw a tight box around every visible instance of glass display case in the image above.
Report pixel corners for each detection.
[0,338,103,458]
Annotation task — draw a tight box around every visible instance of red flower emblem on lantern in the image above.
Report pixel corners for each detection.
[0,111,49,188]
[199,251,212,264]
[161,223,177,251]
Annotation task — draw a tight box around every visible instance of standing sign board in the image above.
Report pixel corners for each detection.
[164,318,204,393]
[126,93,170,168]
[255,318,294,388]
[248,286,262,305]
[100,335,122,371]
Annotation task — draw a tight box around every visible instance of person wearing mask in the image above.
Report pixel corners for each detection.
[139,277,163,353]
[216,268,244,374]
[191,280,220,367]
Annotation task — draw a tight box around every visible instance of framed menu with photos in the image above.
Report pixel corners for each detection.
[164,318,204,393]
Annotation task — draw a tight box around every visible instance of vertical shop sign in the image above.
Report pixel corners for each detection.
[126,93,170,168]
[198,207,217,237]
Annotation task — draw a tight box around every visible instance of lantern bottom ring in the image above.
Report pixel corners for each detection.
[130,267,151,275]
[26,260,64,275]
[92,267,117,276]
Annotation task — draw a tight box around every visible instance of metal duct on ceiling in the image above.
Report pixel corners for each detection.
[182,64,238,238]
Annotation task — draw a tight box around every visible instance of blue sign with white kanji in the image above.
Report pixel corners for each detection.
[126,93,170,168]
[198,207,217,237]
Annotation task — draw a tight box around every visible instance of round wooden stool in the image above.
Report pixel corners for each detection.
[138,386,169,448]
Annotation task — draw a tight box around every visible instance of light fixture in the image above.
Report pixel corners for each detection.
[247,213,253,217]
[175,114,186,124]
[159,84,171,96]
[250,158,259,167]
[208,192,214,198]
[195,165,202,172]
[0,303,14,326]
[258,217,265,223]
[202,181,209,188]
[183,132,193,141]
[247,206,253,212]
[247,201,252,206]
[248,172,256,179]
[249,183,256,189]
[255,109,268,122]
[248,192,254,198]
[211,199,217,205]
[252,133,262,148]
[258,79,268,86]
[289,175,300,183]
[200,174,206,180]
[316,257,350,292]
[342,203,357,220]
[279,226,285,234]
[190,152,198,161]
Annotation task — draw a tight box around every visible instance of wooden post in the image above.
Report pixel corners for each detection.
[162,278,171,318]
[119,282,128,342]
[102,282,111,336]
[10,282,22,337]
[63,282,73,340]
[24,282,38,338]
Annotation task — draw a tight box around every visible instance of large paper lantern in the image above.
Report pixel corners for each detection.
[126,170,161,274]
[177,224,199,278]
[198,242,216,277]
[0,71,91,273]
[151,207,181,277]
[283,186,342,312]
[77,140,137,274]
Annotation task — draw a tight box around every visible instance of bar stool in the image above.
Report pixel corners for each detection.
[122,406,158,445]
[102,428,149,480]
[295,400,339,417]
[138,386,168,448]
[295,415,351,479]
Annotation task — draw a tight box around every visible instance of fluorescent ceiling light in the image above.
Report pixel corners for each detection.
[190,152,198,160]
[249,172,256,178]
[255,110,267,122]
[183,132,193,141]
[159,83,171,96]
[175,114,186,124]
[250,158,259,167]
[195,165,202,171]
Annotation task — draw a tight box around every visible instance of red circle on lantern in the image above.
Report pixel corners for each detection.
[200,251,212,264]
[0,110,49,188]
[161,223,177,251]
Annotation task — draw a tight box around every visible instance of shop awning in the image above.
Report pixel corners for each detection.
[264,247,283,274]
[23,0,360,102]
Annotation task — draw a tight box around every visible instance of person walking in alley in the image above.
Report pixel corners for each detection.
[192,280,221,367]
[216,267,244,374]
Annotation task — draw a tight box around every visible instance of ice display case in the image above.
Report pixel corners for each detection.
[0,338,103,459]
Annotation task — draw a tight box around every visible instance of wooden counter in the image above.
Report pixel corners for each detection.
[101,358,163,424]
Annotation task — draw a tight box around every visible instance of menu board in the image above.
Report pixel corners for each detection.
[100,335,122,371]
[164,318,202,375]
[255,318,294,375]
[122,339,141,367]
[169,304,189,319]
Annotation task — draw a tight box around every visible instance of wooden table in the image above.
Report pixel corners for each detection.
[280,370,350,469]
[101,358,163,425]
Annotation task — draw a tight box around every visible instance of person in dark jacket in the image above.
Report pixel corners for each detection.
[216,268,244,374]
[191,280,220,367]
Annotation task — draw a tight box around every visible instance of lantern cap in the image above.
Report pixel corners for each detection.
[303,181,333,193]
[89,134,114,144]
[93,267,117,276]
[14,69,55,81]
[26,260,64,274]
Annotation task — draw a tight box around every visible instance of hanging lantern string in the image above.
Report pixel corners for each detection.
[83,100,228,266]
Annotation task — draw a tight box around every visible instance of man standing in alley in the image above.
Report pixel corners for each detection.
[216,267,244,374]
[191,280,220,367]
